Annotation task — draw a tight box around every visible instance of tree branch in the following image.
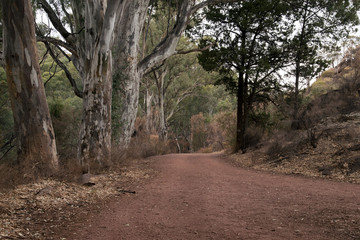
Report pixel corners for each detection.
[138,0,237,75]
[138,0,193,74]
[190,0,238,15]
[39,0,72,42]
[60,0,74,33]
[175,43,214,55]
[44,63,60,87]
[39,48,49,66]
[44,42,83,98]
[37,36,77,56]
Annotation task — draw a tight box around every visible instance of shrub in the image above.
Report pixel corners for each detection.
[49,98,82,160]
[124,118,171,159]
[190,113,208,152]
[213,111,237,151]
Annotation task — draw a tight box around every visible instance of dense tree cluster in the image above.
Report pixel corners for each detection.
[194,0,359,151]
[0,0,359,177]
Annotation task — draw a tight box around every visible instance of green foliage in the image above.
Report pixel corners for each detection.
[36,43,83,159]
[249,111,274,131]
[49,101,64,119]
[190,113,207,152]
[40,50,82,100]
[49,97,82,160]
[287,0,360,113]
[195,0,292,151]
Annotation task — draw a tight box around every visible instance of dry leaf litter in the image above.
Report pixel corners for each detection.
[0,164,152,239]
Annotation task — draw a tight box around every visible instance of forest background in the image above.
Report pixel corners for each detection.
[1,0,360,186]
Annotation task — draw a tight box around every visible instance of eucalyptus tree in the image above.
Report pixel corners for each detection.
[37,0,237,167]
[138,4,210,142]
[1,0,58,175]
[114,0,237,148]
[197,0,292,152]
[287,0,360,128]
[148,48,208,141]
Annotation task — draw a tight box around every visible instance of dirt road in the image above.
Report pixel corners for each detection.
[73,153,360,240]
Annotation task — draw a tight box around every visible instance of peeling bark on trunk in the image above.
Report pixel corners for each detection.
[112,0,235,150]
[116,0,195,148]
[2,0,58,176]
[79,51,112,168]
[114,0,149,148]
[75,0,126,168]
[118,70,141,147]
[39,0,235,163]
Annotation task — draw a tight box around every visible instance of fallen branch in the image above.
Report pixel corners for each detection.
[117,188,136,194]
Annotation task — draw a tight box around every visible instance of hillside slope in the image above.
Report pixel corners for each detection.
[231,46,360,184]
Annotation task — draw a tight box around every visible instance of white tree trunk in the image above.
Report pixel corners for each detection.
[114,0,149,148]
[40,0,234,164]
[156,69,168,141]
[145,89,153,133]
[118,70,141,146]
[76,0,126,168]
[117,0,195,148]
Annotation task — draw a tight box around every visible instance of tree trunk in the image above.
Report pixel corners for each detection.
[117,0,194,148]
[292,57,301,129]
[114,0,150,148]
[235,30,247,153]
[242,80,250,153]
[154,68,168,141]
[78,51,113,168]
[118,70,141,147]
[2,0,58,176]
[235,73,245,152]
[145,89,153,133]
[75,0,126,168]
[159,78,168,141]
[175,137,182,153]
[292,9,308,130]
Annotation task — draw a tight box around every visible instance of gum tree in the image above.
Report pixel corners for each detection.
[38,0,237,167]
[2,0,58,176]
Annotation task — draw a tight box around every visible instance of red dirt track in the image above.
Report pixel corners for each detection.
[73,153,360,240]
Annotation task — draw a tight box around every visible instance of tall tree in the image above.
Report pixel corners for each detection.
[38,0,237,167]
[197,0,291,152]
[2,0,58,176]
[147,49,205,141]
[114,0,237,148]
[38,0,138,168]
[288,0,360,128]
